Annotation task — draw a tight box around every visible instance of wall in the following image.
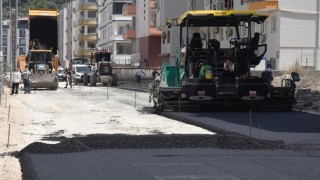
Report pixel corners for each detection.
[278,0,319,70]
[113,66,159,81]
[159,0,190,66]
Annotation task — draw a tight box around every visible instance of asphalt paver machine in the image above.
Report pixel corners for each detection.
[150,10,299,112]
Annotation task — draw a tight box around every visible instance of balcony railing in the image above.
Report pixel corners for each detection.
[149,27,161,36]
[122,29,136,39]
[74,48,96,57]
[74,33,97,41]
[77,4,98,11]
[248,0,278,11]
[122,4,136,16]
[74,19,98,27]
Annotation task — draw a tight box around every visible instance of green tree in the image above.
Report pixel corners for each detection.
[3,0,74,19]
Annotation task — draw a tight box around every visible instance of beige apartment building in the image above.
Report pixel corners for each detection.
[59,0,98,68]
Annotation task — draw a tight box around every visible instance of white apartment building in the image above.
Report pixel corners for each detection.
[58,6,71,68]
[59,0,98,68]
[158,0,320,71]
[98,0,133,65]
[157,0,205,66]
[58,0,319,71]
[211,0,320,71]
[253,0,320,71]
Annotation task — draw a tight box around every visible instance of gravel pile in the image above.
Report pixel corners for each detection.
[19,133,286,156]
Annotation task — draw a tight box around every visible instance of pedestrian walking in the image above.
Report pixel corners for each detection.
[135,66,145,84]
[22,67,32,94]
[11,68,22,95]
[65,68,73,88]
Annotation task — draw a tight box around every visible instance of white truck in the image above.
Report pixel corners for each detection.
[72,64,91,85]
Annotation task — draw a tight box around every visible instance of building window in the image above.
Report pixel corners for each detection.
[19,30,26,37]
[270,58,276,69]
[88,27,96,34]
[3,30,8,37]
[87,42,96,49]
[162,32,166,44]
[118,26,125,35]
[19,38,26,45]
[117,44,131,54]
[19,46,26,55]
[88,11,96,18]
[113,2,126,14]
[3,47,7,54]
[262,22,266,34]
[271,16,276,33]
[224,0,233,10]
[2,38,7,46]
[167,31,170,43]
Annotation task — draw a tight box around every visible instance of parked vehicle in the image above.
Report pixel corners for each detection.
[57,67,66,82]
[72,64,92,85]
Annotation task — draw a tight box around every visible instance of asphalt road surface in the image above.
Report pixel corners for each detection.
[2,81,320,179]
[20,108,320,180]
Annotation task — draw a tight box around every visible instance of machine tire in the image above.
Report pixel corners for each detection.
[90,73,97,86]
[83,74,89,86]
[111,73,117,86]
[51,86,58,90]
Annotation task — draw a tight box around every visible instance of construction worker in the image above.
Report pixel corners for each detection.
[22,67,32,94]
[64,68,73,88]
[11,68,22,95]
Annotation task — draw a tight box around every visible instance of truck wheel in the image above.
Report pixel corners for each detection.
[90,73,97,86]
[111,73,117,86]
[83,74,89,86]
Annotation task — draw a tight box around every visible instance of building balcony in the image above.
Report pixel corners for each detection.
[74,48,96,58]
[122,4,136,16]
[74,19,98,27]
[77,4,98,11]
[122,29,136,39]
[248,0,278,12]
[75,34,97,41]
[149,27,161,36]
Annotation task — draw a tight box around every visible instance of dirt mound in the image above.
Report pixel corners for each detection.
[273,73,320,113]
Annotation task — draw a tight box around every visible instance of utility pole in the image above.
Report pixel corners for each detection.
[15,0,18,69]
[0,0,3,104]
[9,0,12,85]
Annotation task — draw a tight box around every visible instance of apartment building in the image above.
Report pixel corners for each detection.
[122,0,162,68]
[1,17,29,71]
[156,0,205,66]
[59,0,98,68]
[158,0,320,71]
[73,0,98,62]
[98,0,133,65]
[58,3,74,68]
[2,21,10,68]
[57,0,319,71]
[248,0,320,70]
